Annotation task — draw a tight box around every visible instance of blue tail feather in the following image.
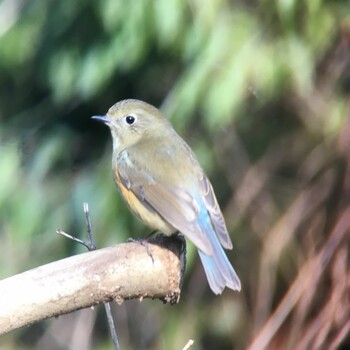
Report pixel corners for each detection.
[197,209,241,294]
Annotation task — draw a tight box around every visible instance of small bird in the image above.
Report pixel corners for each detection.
[92,99,241,294]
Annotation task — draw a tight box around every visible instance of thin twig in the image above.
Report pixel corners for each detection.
[82,203,119,350]
[56,229,92,250]
[83,202,96,251]
[57,203,120,350]
[104,302,120,350]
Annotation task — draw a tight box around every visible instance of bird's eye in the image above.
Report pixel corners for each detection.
[125,115,136,125]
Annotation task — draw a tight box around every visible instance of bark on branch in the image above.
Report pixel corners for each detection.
[0,235,186,335]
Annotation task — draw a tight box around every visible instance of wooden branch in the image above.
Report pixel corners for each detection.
[0,235,186,335]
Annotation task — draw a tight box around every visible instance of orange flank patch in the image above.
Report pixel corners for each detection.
[113,168,175,235]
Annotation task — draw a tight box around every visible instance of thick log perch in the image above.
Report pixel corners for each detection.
[0,235,186,335]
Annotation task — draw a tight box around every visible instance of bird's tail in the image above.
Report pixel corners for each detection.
[198,221,241,294]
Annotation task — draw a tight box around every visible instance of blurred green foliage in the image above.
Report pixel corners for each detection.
[1,0,350,349]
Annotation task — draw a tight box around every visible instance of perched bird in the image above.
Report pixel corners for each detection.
[92,99,241,294]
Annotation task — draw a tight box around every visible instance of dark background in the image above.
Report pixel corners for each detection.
[0,0,349,349]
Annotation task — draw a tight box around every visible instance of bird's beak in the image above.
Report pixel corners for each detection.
[91,115,110,124]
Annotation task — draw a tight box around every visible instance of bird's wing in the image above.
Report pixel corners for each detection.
[117,153,213,255]
[200,176,233,249]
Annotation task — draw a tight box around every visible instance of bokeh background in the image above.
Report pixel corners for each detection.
[1,0,350,349]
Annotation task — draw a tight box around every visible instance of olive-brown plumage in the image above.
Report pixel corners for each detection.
[92,99,241,294]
